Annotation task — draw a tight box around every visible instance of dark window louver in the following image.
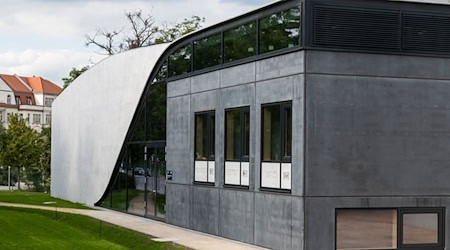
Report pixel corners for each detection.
[403,13,450,53]
[313,5,401,50]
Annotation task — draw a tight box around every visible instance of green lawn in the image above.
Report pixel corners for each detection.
[0,206,185,250]
[0,191,90,209]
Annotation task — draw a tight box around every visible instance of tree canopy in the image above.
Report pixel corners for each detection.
[62,66,90,89]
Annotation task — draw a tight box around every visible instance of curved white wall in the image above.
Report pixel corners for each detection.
[51,44,169,206]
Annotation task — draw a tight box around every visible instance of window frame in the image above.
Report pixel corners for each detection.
[224,106,250,188]
[193,110,215,185]
[398,207,445,249]
[260,101,292,192]
[335,208,446,250]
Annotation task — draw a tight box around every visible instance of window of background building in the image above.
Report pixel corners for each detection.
[7,95,11,104]
[224,21,257,62]
[45,114,51,125]
[259,7,301,54]
[336,208,444,250]
[194,111,215,184]
[15,97,20,105]
[261,102,292,190]
[0,111,3,122]
[32,114,41,124]
[168,44,192,77]
[6,113,10,123]
[194,33,222,71]
[224,107,250,187]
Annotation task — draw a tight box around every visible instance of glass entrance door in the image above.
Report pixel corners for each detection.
[145,143,166,219]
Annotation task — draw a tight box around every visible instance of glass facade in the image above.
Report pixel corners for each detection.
[224,22,257,62]
[160,5,301,80]
[194,34,222,70]
[194,111,215,183]
[259,7,301,54]
[101,81,167,219]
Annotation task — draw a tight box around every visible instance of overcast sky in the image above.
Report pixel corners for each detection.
[0,0,271,86]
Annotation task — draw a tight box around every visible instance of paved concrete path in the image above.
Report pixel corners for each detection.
[0,202,265,250]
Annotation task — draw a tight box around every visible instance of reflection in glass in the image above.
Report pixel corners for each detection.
[168,44,192,77]
[262,105,281,161]
[195,113,208,160]
[154,60,168,83]
[224,22,257,62]
[130,108,146,142]
[226,110,241,161]
[336,209,397,250]
[210,114,215,159]
[111,159,128,211]
[146,82,167,141]
[194,34,222,70]
[127,144,146,216]
[243,111,250,159]
[284,107,292,158]
[259,7,301,54]
[403,213,438,244]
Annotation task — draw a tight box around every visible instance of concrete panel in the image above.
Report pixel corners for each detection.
[220,62,256,88]
[167,78,190,98]
[218,189,255,244]
[191,90,219,113]
[220,83,255,109]
[51,44,170,206]
[191,186,219,235]
[191,71,220,94]
[305,196,450,250]
[306,74,450,197]
[256,51,304,81]
[306,50,450,80]
[256,75,299,104]
[167,95,192,185]
[254,193,293,250]
[291,75,305,196]
[292,196,304,250]
[166,183,190,228]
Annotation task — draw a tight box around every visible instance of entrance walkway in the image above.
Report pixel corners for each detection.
[0,202,265,250]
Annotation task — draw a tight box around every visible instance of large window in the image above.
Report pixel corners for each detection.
[168,44,192,78]
[336,208,445,250]
[224,107,250,187]
[261,102,292,190]
[194,33,222,70]
[194,111,215,184]
[224,21,257,62]
[259,7,301,54]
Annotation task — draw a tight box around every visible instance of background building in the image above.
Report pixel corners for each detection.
[0,74,62,131]
[52,0,450,249]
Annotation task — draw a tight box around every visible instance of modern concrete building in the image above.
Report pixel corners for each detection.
[0,74,62,131]
[52,0,450,249]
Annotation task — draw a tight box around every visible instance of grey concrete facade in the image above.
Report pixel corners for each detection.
[166,51,305,250]
[304,50,450,249]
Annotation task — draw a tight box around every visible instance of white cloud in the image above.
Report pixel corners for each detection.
[0,49,106,86]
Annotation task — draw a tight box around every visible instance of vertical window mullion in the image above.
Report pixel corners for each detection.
[280,105,284,189]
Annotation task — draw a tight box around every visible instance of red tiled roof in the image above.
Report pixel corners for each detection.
[23,76,62,95]
[0,74,32,93]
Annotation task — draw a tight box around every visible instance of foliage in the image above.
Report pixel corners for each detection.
[85,10,205,55]
[0,191,89,209]
[0,206,186,250]
[0,115,52,191]
[155,16,205,44]
[0,114,40,190]
[62,66,90,89]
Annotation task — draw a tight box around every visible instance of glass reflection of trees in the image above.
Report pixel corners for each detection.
[168,44,192,77]
[224,22,257,62]
[194,34,222,70]
[259,7,301,54]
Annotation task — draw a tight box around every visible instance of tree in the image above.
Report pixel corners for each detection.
[85,10,205,55]
[0,114,40,190]
[155,16,205,44]
[62,66,90,89]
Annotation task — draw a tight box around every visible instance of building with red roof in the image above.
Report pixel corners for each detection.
[0,74,62,131]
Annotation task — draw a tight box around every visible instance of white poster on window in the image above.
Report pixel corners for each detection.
[208,161,215,183]
[241,162,250,186]
[281,163,291,190]
[225,162,241,185]
[261,162,280,189]
[194,161,208,182]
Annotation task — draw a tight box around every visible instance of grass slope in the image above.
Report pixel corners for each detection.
[0,206,185,250]
[0,191,89,209]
